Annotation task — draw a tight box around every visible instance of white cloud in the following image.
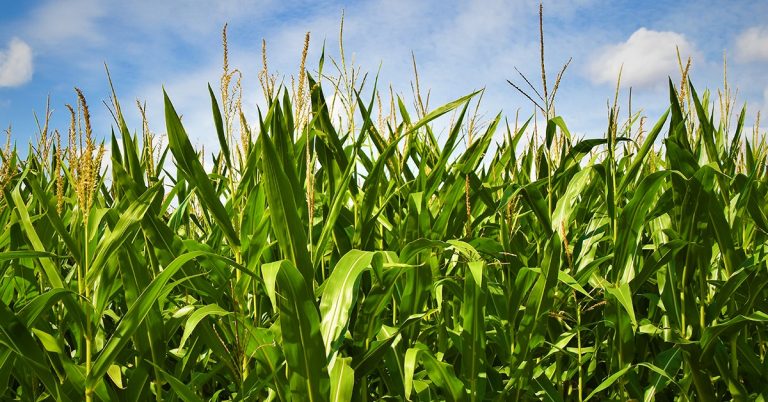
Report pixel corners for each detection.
[735,26,768,62]
[587,28,698,88]
[25,0,106,48]
[7,0,664,147]
[22,0,272,57]
[0,38,34,87]
[761,86,768,115]
[120,0,603,147]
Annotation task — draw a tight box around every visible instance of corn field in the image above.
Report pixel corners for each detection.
[1,32,768,401]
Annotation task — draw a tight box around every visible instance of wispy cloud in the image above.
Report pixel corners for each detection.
[735,26,768,62]
[128,64,224,151]
[24,0,106,49]
[587,28,699,88]
[0,38,33,87]
[4,0,768,147]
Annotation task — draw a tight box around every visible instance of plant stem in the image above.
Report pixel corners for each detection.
[577,293,583,402]
[84,220,93,402]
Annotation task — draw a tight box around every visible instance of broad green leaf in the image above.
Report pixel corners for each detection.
[261,259,330,402]
[0,300,66,401]
[164,90,240,247]
[613,171,671,283]
[10,188,64,289]
[461,260,486,401]
[604,281,637,327]
[261,123,314,288]
[88,251,241,389]
[404,343,464,402]
[319,250,375,359]
[86,183,161,286]
[178,304,230,351]
[701,312,768,355]
[330,356,354,402]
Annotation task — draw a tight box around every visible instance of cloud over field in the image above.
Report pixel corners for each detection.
[5,0,768,145]
[0,38,33,87]
[735,26,768,62]
[587,28,698,88]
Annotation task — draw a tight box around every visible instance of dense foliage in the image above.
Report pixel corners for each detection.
[1,41,768,401]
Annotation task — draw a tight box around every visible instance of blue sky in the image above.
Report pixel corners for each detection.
[1,0,768,150]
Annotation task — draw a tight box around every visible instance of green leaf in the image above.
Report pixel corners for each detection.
[86,183,161,286]
[178,304,230,351]
[552,167,595,234]
[31,328,63,353]
[0,300,66,401]
[163,90,240,248]
[10,188,64,289]
[613,171,671,283]
[604,281,637,327]
[404,343,464,402]
[617,109,669,195]
[147,360,205,402]
[585,366,632,401]
[701,312,768,355]
[313,154,356,268]
[319,250,375,359]
[462,260,486,401]
[329,356,354,402]
[209,84,231,171]
[88,251,240,389]
[261,123,314,288]
[261,259,330,401]
[0,250,59,263]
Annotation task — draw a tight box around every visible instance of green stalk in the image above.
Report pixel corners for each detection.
[84,221,93,402]
[576,293,583,402]
[235,249,249,382]
[730,334,738,379]
[142,239,166,402]
[681,261,689,339]
[699,262,707,334]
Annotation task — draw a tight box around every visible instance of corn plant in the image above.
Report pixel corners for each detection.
[1,31,768,402]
